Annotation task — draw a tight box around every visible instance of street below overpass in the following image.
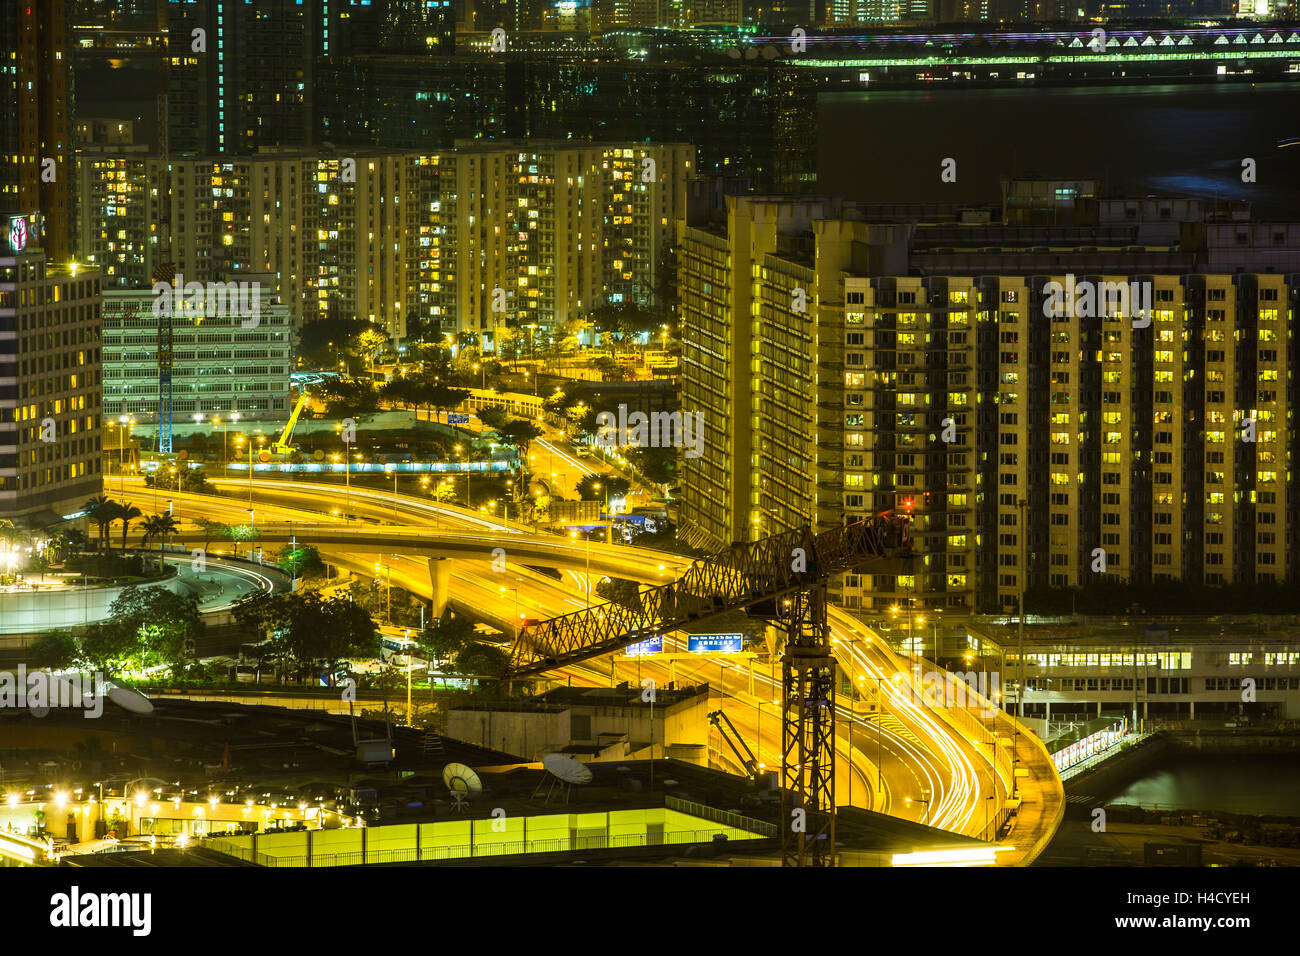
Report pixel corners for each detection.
[117,475,1061,863]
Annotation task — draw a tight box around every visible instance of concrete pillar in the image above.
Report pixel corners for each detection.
[1097,700,1102,717]
[1044,700,1050,722]
[1188,700,1195,720]
[428,557,451,618]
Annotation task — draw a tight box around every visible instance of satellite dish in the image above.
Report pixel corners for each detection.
[105,682,155,715]
[542,753,592,786]
[442,763,482,793]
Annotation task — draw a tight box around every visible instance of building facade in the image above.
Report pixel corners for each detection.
[2,0,73,264]
[75,142,692,348]
[101,283,292,423]
[0,226,103,526]
[679,191,1300,614]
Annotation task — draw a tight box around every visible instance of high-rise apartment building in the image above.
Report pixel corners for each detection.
[73,145,164,289]
[74,142,692,347]
[679,191,1300,614]
[2,0,74,264]
[0,221,103,526]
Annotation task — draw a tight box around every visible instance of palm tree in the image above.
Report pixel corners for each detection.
[113,502,143,552]
[83,495,117,551]
[140,514,180,570]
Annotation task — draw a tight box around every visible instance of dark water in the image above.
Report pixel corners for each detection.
[1107,753,1300,816]
[819,81,1300,218]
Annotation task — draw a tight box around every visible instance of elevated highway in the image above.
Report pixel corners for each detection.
[115,477,1061,862]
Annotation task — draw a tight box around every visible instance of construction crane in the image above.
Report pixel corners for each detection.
[707,709,761,779]
[153,0,174,455]
[508,512,910,867]
[270,392,310,456]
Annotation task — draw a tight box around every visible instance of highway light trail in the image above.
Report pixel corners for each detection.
[146,477,1009,840]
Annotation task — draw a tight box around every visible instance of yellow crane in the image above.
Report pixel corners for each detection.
[270,392,310,457]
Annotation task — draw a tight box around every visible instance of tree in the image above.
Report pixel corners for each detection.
[107,586,205,671]
[626,444,676,486]
[235,592,378,683]
[226,524,260,557]
[424,383,471,423]
[194,516,230,552]
[577,474,629,502]
[418,610,477,663]
[595,577,643,613]
[180,469,213,495]
[77,621,143,674]
[592,356,622,382]
[454,643,510,686]
[476,406,508,431]
[497,420,543,459]
[30,631,79,669]
[83,495,116,551]
[112,502,143,551]
[358,327,389,372]
[140,513,180,570]
[279,545,325,580]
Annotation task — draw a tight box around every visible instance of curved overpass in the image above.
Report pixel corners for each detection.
[118,477,1062,862]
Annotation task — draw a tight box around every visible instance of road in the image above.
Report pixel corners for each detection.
[116,475,1061,861]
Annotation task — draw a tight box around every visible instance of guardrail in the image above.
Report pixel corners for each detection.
[665,795,778,838]
[206,825,767,867]
[1058,731,1154,782]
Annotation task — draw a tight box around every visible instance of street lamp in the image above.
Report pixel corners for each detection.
[214,412,238,479]
[593,481,612,545]
[569,529,592,609]
[499,584,521,630]
[755,697,779,778]
[386,465,399,519]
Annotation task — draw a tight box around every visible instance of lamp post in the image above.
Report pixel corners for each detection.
[1015,495,1027,793]
[215,412,238,479]
[405,628,413,727]
[593,481,612,545]
[454,444,468,508]
[387,466,399,519]
[569,529,592,609]
[754,696,779,779]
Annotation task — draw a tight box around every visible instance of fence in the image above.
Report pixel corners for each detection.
[206,824,767,867]
[665,795,778,838]
[1057,730,1153,782]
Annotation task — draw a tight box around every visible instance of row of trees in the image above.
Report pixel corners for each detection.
[311,373,472,422]
[80,496,180,568]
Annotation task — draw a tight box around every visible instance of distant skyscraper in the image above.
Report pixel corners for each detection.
[2,0,74,263]
[166,0,315,155]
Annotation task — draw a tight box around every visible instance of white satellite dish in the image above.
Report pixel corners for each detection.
[442,763,483,793]
[104,682,155,715]
[542,753,592,786]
